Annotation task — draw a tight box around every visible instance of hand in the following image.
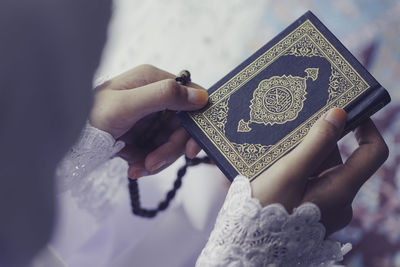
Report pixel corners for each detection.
[251,108,389,235]
[90,65,208,178]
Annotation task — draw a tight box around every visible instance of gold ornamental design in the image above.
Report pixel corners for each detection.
[238,68,319,132]
[188,19,370,181]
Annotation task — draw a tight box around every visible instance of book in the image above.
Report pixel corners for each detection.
[179,11,391,182]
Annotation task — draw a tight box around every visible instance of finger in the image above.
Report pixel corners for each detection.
[326,145,343,167]
[119,145,150,179]
[310,145,342,177]
[143,127,190,174]
[336,119,388,196]
[303,169,354,235]
[103,64,205,90]
[126,127,190,179]
[185,138,202,159]
[117,144,147,164]
[251,108,347,209]
[106,64,175,90]
[281,108,347,180]
[322,205,353,236]
[119,79,208,123]
[302,119,388,234]
[128,162,148,179]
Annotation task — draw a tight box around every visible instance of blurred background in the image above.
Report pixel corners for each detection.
[55,0,400,266]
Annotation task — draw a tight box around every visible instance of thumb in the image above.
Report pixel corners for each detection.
[280,108,347,180]
[251,108,347,208]
[119,79,208,121]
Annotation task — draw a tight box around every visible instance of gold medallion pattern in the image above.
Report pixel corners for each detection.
[237,68,319,132]
[189,20,370,180]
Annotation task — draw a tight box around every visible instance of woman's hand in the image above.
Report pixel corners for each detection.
[251,108,389,235]
[90,65,208,178]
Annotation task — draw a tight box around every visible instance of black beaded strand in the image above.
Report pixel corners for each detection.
[128,70,211,218]
[129,156,211,218]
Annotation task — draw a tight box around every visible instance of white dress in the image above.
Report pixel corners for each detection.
[32,124,350,267]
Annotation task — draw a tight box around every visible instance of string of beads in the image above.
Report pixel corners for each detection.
[128,156,211,218]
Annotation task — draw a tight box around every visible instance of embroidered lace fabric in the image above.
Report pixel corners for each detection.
[196,176,349,267]
[56,123,127,220]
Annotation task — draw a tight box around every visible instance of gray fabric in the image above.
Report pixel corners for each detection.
[0,0,111,265]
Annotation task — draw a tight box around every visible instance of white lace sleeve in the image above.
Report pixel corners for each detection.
[196,176,351,267]
[56,123,127,219]
[56,123,125,192]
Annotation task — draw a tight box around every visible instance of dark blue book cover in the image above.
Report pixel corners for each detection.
[179,11,391,182]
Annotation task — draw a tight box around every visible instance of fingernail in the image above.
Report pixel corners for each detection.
[187,87,208,104]
[128,168,149,179]
[324,108,347,130]
[150,160,167,172]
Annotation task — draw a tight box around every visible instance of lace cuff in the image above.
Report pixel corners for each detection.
[56,123,125,193]
[196,176,350,267]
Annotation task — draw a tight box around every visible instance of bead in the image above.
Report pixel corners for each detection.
[158,201,168,211]
[174,179,182,189]
[166,190,176,200]
[177,168,186,177]
[146,210,157,217]
[178,70,190,79]
[175,70,191,85]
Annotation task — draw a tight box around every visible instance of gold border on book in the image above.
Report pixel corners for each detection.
[189,19,369,180]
